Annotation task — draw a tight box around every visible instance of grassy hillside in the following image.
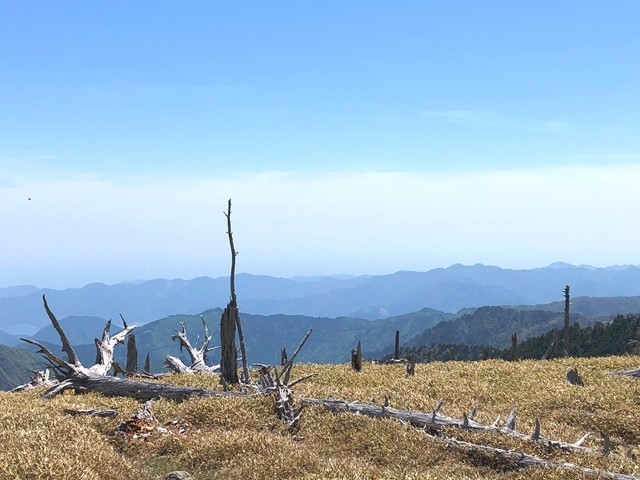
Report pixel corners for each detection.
[0,344,43,390]
[1,357,640,479]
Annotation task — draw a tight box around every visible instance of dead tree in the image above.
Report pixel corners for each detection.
[511,332,518,361]
[428,434,637,480]
[10,368,56,393]
[143,353,151,374]
[542,332,558,360]
[612,367,640,378]
[20,298,247,401]
[220,199,249,384]
[126,333,138,375]
[256,329,315,430]
[19,295,138,394]
[564,285,571,355]
[351,340,362,372]
[303,395,638,479]
[22,295,134,378]
[394,330,400,360]
[220,307,238,383]
[165,317,220,375]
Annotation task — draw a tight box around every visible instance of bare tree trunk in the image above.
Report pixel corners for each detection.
[394,330,400,360]
[221,199,249,384]
[143,353,151,374]
[220,304,238,384]
[351,340,362,372]
[564,285,571,356]
[511,332,518,361]
[126,333,138,375]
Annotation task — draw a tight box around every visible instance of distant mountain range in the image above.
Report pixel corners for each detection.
[3,263,640,336]
[4,291,640,389]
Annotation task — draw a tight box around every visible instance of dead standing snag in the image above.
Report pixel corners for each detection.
[220,199,249,384]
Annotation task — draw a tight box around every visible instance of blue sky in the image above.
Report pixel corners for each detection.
[1,2,639,288]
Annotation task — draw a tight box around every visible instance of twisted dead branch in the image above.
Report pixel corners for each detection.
[165,317,220,375]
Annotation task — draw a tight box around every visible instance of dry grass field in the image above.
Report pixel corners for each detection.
[2,356,640,479]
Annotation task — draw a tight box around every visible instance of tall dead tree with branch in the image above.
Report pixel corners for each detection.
[564,285,571,356]
[220,199,249,384]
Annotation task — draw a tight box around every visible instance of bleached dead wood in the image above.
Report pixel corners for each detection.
[22,295,133,380]
[427,433,639,480]
[64,408,119,418]
[301,397,599,455]
[90,317,134,376]
[42,373,248,401]
[20,296,243,401]
[612,368,640,378]
[165,318,220,375]
[255,330,317,430]
[9,369,57,392]
[164,356,194,374]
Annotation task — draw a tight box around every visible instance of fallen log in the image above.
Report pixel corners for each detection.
[43,373,248,401]
[301,397,598,454]
[64,408,119,418]
[611,368,640,378]
[427,433,639,480]
[21,296,240,401]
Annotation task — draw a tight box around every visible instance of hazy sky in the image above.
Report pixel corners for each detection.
[1,1,639,288]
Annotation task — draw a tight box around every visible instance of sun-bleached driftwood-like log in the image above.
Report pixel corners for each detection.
[41,373,249,401]
[302,397,599,455]
[164,355,194,374]
[64,408,119,418]
[18,296,232,400]
[165,318,220,375]
[22,300,133,380]
[9,368,57,393]
[612,368,640,378]
[427,433,639,480]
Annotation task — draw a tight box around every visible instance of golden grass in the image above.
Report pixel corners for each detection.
[1,356,640,479]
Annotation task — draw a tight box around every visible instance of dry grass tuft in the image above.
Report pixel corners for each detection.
[1,356,640,479]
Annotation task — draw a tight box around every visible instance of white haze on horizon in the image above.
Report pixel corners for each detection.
[1,163,639,289]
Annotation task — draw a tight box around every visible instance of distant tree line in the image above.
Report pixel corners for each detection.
[386,313,640,363]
